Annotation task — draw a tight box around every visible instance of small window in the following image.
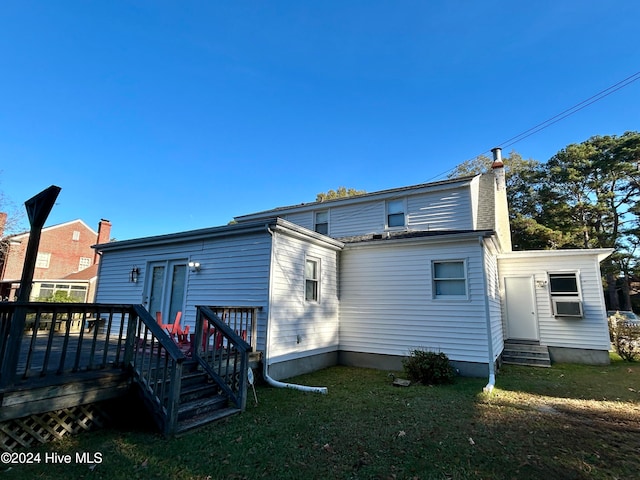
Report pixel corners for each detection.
[549,274,579,295]
[36,252,51,269]
[315,211,329,235]
[72,230,80,241]
[78,257,92,271]
[387,199,405,228]
[433,260,467,298]
[305,258,320,302]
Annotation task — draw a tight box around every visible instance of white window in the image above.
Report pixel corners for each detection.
[305,257,320,302]
[387,199,405,228]
[78,257,92,271]
[34,283,87,302]
[72,230,80,241]
[314,211,329,235]
[36,252,51,269]
[433,260,467,298]
[549,272,583,317]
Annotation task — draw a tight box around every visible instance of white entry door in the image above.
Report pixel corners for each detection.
[504,276,539,341]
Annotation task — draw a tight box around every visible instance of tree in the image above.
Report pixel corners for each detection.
[316,186,366,202]
[448,151,560,249]
[0,174,27,257]
[451,133,640,309]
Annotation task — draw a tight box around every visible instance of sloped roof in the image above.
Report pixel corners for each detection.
[63,264,99,280]
[2,219,97,241]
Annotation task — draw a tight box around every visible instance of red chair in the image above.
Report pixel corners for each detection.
[157,311,189,343]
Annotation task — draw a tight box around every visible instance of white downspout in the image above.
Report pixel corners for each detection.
[263,224,328,394]
[480,235,496,393]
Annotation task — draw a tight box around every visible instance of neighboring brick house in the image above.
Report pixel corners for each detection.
[0,218,111,302]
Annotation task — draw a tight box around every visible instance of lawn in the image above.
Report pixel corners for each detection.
[2,355,639,479]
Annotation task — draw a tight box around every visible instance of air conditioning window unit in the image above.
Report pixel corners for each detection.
[552,297,583,318]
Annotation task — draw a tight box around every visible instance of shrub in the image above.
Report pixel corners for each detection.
[609,313,640,361]
[402,349,456,385]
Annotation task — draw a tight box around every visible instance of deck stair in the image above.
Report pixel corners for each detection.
[502,341,551,367]
[173,361,241,434]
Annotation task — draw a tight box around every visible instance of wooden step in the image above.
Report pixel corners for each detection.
[178,394,228,421]
[175,406,241,435]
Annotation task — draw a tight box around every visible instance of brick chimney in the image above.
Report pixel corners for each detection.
[94,219,112,263]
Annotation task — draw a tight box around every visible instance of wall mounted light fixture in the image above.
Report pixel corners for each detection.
[188,261,201,272]
[536,280,548,288]
[130,266,140,283]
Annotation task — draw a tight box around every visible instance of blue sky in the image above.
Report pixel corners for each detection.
[1,1,639,240]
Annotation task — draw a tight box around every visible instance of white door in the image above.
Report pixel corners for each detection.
[504,276,538,341]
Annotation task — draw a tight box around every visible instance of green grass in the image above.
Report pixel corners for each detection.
[3,355,639,479]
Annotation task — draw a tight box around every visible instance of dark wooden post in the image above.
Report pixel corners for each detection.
[0,186,61,387]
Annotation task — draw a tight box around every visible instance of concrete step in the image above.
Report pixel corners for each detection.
[502,342,551,367]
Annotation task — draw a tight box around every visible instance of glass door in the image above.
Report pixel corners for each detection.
[145,260,188,325]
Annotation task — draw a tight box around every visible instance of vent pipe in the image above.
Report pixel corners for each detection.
[491,147,503,169]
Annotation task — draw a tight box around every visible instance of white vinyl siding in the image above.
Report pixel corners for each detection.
[339,239,489,364]
[498,252,610,350]
[482,239,504,360]
[282,212,313,231]
[407,187,473,231]
[95,232,272,351]
[329,202,386,237]
[268,232,339,364]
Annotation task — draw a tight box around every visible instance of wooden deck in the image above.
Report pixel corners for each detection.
[0,303,259,449]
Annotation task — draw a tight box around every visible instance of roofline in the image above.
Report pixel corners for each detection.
[498,248,614,263]
[234,174,479,222]
[93,217,343,252]
[3,219,97,241]
[342,229,495,249]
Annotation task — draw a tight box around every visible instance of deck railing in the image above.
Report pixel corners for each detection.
[0,302,136,388]
[207,306,259,350]
[124,305,186,436]
[192,306,254,411]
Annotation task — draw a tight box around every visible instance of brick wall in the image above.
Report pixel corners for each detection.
[1,219,111,282]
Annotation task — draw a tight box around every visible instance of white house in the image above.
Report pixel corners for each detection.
[94,149,612,386]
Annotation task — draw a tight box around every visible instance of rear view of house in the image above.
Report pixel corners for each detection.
[94,150,612,384]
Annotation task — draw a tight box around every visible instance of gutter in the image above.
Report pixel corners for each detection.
[262,224,328,394]
[479,235,496,393]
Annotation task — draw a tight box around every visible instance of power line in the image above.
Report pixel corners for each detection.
[428,70,640,182]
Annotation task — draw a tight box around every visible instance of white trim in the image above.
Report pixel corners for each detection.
[304,256,321,303]
[385,198,407,230]
[314,210,329,235]
[431,258,469,300]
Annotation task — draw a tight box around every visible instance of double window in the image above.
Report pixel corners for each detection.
[433,260,467,299]
[305,257,320,302]
[387,199,405,228]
